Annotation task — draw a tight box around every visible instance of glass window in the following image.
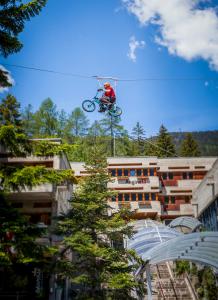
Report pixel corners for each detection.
[118,194,123,202]
[111,169,116,177]
[117,169,122,177]
[111,196,116,202]
[143,169,148,176]
[168,173,173,180]
[118,179,128,184]
[124,194,130,201]
[151,193,156,201]
[130,169,136,176]
[145,193,149,201]
[188,172,193,179]
[183,172,187,179]
[124,169,128,176]
[171,197,175,204]
[136,169,142,176]
[185,197,190,204]
[138,193,143,201]
[150,168,154,176]
[162,173,167,180]
[131,193,136,201]
[164,197,169,204]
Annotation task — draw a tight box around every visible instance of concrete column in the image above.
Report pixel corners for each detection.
[146,264,153,300]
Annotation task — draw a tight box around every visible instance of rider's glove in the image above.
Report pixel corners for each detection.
[97,88,103,91]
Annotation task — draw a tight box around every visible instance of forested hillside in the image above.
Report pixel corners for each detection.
[170,131,218,156]
[5,96,217,160]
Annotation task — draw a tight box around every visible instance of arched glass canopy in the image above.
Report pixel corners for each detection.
[127,220,181,256]
[141,232,218,269]
[169,216,202,232]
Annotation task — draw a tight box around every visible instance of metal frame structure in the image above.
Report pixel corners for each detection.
[143,232,218,269]
[169,216,202,232]
[128,221,181,256]
[127,220,218,300]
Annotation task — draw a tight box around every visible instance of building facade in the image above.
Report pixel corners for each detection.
[71,156,217,223]
[192,158,218,231]
[0,139,73,236]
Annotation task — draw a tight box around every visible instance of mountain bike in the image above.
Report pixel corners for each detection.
[82,91,122,117]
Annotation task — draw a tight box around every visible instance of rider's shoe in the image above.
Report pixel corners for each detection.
[98,108,105,112]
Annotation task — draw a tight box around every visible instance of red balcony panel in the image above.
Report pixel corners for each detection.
[165,204,180,211]
[163,180,178,187]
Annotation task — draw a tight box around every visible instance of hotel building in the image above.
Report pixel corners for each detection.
[71,156,217,223]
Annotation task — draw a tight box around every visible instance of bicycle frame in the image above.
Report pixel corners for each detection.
[92,91,112,108]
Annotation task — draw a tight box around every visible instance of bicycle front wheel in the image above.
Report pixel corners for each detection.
[82,100,96,112]
[109,106,122,117]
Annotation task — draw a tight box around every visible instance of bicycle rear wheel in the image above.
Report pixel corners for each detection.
[109,106,122,117]
[82,100,96,112]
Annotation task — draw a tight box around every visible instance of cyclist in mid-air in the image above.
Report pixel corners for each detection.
[98,82,116,112]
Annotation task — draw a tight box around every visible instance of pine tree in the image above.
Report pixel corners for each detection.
[0,0,47,87]
[0,0,47,57]
[180,133,201,157]
[0,94,22,127]
[0,96,77,294]
[100,115,127,156]
[155,125,176,157]
[22,104,35,137]
[33,98,59,137]
[54,148,143,299]
[67,107,89,137]
[131,122,146,155]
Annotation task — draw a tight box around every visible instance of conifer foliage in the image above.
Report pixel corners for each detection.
[180,133,201,157]
[55,148,142,299]
[155,125,176,157]
[0,95,76,268]
[0,0,47,87]
[0,0,47,57]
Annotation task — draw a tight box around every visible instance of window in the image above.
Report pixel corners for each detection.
[117,169,122,177]
[111,196,116,202]
[151,193,156,201]
[168,173,174,180]
[144,193,149,201]
[11,202,23,208]
[150,168,154,176]
[131,193,136,201]
[124,194,130,201]
[183,172,187,179]
[118,179,128,184]
[138,193,143,201]
[188,172,193,179]
[124,169,128,176]
[171,197,175,204]
[136,169,142,176]
[118,194,123,202]
[33,202,52,208]
[143,169,148,176]
[164,197,169,204]
[162,173,167,180]
[111,169,116,177]
[185,197,190,204]
[130,169,136,176]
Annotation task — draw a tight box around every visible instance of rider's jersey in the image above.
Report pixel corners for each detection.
[104,87,116,98]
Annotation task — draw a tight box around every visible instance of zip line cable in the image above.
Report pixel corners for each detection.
[2,63,92,79]
[0,63,204,157]
[2,63,218,82]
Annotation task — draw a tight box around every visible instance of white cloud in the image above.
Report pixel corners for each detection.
[0,65,14,92]
[123,0,218,70]
[127,35,145,62]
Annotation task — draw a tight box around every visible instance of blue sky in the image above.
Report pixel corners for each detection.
[1,0,218,136]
